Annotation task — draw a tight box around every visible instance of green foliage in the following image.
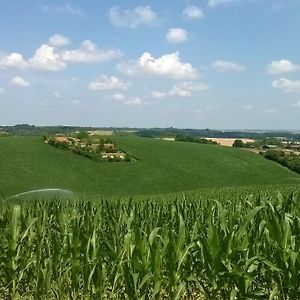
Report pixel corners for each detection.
[136,128,300,141]
[75,131,89,140]
[46,136,133,164]
[1,188,300,299]
[264,150,300,174]
[175,135,218,145]
[233,139,244,148]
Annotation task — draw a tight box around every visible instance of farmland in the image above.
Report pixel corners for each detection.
[1,186,300,299]
[1,133,300,299]
[0,135,299,198]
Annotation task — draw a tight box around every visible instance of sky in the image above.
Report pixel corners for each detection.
[0,0,300,129]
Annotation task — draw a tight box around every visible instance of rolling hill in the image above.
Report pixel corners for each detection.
[0,135,299,197]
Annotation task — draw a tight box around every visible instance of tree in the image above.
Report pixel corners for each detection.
[233,139,244,148]
[76,131,89,141]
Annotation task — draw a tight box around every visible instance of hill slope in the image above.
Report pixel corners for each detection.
[0,136,299,197]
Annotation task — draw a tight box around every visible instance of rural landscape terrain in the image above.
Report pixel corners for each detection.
[1,125,300,299]
[2,0,300,299]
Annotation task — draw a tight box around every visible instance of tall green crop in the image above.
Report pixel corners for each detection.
[0,185,300,299]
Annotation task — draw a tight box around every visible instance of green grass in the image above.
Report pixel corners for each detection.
[0,135,299,197]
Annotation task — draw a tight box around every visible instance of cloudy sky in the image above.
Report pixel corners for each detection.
[1,0,300,129]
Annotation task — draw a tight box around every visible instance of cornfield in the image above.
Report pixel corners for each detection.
[1,186,300,299]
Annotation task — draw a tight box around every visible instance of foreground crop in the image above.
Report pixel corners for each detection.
[1,189,300,299]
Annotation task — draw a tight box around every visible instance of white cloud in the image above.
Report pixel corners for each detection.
[182,6,204,19]
[113,93,126,101]
[267,60,299,75]
[43,2,84,17]
[48,34,70,47]
[166,28,188,44]
[124,97,148,106]
[170,81,209,97]
[242,104,253,110]
[11,76,31,87]
[151,91,167,98]
[53,91,62,99]
[208,0,238,8]
[265,108,278,114]
[111,94,148,106]
[292,101,300,108]
[211,60,246,72]
[0,52,28,69]
[170,86,192,97]
[208,0,288,9]
[62,40,122,63]
[108,6,158,28]
[272,78,300,93]
[0,39,122,73]
[29,44,66,71]
[72,99,80,105]
[88,75,127,91]
[119,52,197,79]
[0,88,4,94]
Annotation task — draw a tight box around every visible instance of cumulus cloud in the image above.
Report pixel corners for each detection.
[182,6,204,19]
[113,93,126,101]
[53,91,62,99]
[170,86,192,97]
[119,52,197,79]
[264,108,278,114]
[208,0,238,8]
[124,97,147,106]
[272,78,300,93]
[170,81,209,97]
[88,75,127,91]
[108,6,158,28]
[43,2,84,17]
[0,38,122,73]
[0,52,28,69]
[11,76,31,87]
[211,60,246,72]
[29,44,66,71]
[151,91,167,98]
[208,0,287,9]
[166,28,188,44]
[242,104,253,110]
[62,40,122,63]
[292,100,300,108]
[48,34,70,47]
[267,60,299,75]
[112,94,148,106]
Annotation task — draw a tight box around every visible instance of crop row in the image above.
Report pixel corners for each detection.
[0,188,300,299]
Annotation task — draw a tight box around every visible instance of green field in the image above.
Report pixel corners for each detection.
[1,135,300,299]
[0,135,299,198]
[1,187,300,299]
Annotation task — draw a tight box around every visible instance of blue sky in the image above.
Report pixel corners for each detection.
[0,0,300,129]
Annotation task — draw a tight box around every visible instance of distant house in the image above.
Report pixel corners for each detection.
[104,143,114,149]
[55,136,69,143]
[263,145,278,149]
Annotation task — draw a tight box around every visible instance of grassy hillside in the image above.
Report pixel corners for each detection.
[0,135,299,197]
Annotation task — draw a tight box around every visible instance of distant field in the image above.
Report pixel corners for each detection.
[205,137,255,146]
[0,135,299,197]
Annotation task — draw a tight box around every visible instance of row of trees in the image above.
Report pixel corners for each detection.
[264,150,300,174]
[175,135,218,145]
